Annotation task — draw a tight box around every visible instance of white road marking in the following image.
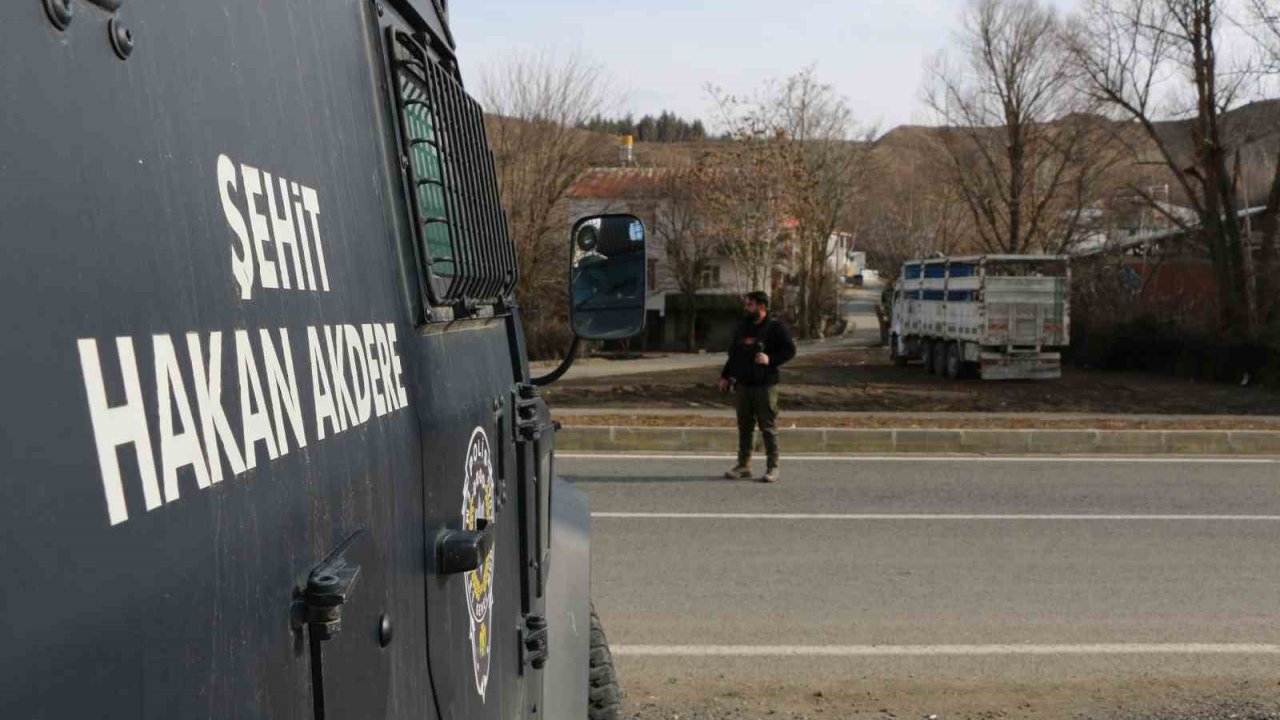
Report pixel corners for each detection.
[612,644,1280,657]
[592,512,1280,521]
[560,453,1280,464]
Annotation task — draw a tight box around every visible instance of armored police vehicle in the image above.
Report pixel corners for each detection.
[1,1,647,718]
[890,255,1070,380]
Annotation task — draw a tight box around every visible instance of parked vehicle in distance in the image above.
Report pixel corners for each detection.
[844,250,867,286]
[889,256,1071,380]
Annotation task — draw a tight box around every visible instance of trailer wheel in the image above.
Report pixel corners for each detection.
[932,341,948,376]
[944,343,963,380]
[589,603,621,720]
[922,341,936,374]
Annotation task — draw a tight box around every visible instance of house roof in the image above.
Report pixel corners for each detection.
[905,255,1069,265]
[1070,206,1269,257]
[566,167,677,200]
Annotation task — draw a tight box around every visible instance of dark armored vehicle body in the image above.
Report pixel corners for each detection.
[0,1,644,717]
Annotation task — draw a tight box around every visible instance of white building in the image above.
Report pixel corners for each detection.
[566,167,757,349]
[566,166,857,348]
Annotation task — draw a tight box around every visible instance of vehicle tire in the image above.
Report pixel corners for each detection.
[922,341,936,374]
[945,343,963,380]
[589,603,621,720]
[890,336,908,367]
[934,343,948,377]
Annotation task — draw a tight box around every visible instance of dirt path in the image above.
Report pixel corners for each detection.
[542,347,1280,418]
[554,411,1280,430]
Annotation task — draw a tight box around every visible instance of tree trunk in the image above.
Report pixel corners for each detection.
[1191,5,1251,339]
[685,291,698,351]
[797,238,811,339]
[1007,121,1025,254]
[1259,148,1280,332]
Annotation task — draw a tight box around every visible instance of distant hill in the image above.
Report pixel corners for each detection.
[488,98,1279,212]
[860,100,1280,211]
[1153,99,1280,207]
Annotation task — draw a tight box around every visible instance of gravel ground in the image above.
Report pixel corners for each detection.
[616,682,1280,720]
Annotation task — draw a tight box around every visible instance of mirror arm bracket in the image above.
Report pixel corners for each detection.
[530,336,581,387]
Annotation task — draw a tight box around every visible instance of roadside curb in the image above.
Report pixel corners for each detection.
[557,426,1280,456]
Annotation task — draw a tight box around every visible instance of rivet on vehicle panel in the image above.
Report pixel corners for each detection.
[42,0,73,31]
[109,17,134,60]
[379,614,394,648]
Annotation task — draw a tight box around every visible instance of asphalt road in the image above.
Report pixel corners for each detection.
[564,454,1280,719]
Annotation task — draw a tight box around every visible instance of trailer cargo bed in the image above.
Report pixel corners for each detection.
[890,256,1070,380]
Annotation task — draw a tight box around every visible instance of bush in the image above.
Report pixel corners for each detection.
[1070,315,1279,385]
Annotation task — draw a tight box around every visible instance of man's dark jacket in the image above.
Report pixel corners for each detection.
[721,315,797,387]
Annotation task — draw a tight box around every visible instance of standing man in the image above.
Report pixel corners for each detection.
[719,291,797,483]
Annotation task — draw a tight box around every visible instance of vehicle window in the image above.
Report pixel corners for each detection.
[387,30,517,312]
[400,78,455,278]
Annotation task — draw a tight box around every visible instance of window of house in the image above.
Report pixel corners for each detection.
[699,265,721,289]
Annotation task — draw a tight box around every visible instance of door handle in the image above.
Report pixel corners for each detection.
[437,518,495,575]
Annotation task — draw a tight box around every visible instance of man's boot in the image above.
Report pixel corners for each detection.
[761,466,780,483]
[724,463,753,479]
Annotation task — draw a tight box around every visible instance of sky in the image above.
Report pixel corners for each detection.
[449,0,1081,133]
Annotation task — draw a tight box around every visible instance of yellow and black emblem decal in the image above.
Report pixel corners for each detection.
[462,426,496,699]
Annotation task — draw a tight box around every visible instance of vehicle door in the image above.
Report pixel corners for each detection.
[367,7,545,719]
[1,2,438,719]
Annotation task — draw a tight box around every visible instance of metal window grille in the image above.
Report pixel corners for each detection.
[388,29,517,309]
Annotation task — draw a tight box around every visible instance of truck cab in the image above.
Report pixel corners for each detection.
[0,1,641,717]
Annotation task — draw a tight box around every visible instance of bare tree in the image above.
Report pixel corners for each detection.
[861,151,971,274]
[926,0,1117,256]
[1250,0,1280,69]
[1068,0,1261,337]
[651,166,724,350]
[708,70,872,338]
[706,87,792,295]
[1247,0,1280,331]
[773,69,874,338]
[481,51,618,358]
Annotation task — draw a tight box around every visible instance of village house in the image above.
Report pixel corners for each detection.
[566,166,759,350]
[567,166,859,350]
[1069,199,1273,331]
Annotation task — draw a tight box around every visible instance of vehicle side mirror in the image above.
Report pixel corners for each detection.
[569,214,647,341]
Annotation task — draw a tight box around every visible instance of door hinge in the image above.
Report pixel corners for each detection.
[294,529,364,641]
[292,529,364,720]
[512,383,541,443]
[520,614,549,672]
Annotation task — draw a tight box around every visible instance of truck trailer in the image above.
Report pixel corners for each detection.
[889,255,1070,380]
